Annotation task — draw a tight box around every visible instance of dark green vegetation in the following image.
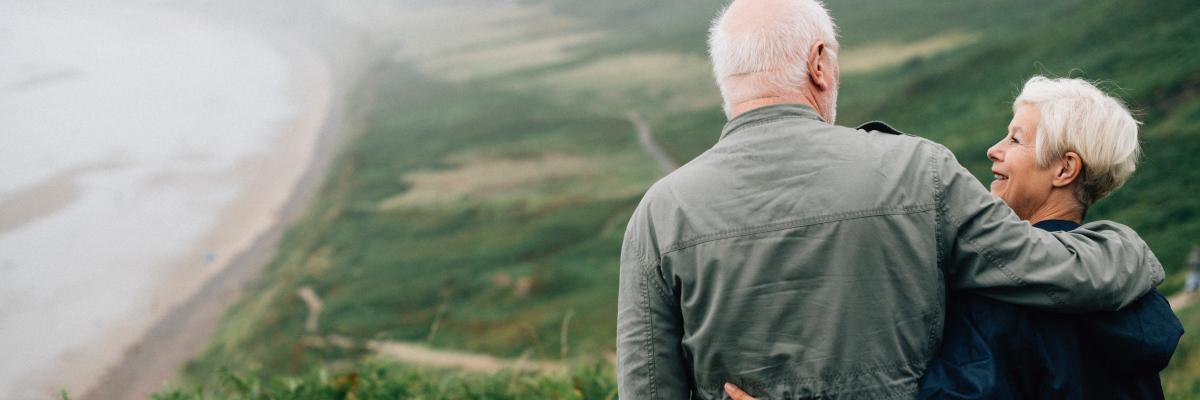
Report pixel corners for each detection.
[157,363,615,400]
[167,0,1199,398]
[1165,299,1200,395]
[834,0,1200,280]
[180,64,656,381]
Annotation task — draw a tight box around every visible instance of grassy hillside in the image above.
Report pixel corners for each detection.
[163,0,1199,398]
[835,0,1200,281]
[178,65,654,378]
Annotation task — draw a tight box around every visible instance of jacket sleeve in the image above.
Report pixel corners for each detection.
[617,204,691,399]
[931,144,1164,311]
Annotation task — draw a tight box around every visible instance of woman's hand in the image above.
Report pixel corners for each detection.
[724,383,759,400]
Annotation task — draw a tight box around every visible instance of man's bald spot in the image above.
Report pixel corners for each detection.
[722,0,795,38]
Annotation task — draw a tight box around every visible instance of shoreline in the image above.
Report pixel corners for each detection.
[72,27,365,400]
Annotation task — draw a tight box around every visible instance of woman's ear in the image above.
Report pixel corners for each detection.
[1052,151,1084,188]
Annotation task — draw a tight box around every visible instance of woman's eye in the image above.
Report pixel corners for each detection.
[1009,137,1020,144]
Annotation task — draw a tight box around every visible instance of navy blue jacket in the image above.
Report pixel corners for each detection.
[918,220,1184,399]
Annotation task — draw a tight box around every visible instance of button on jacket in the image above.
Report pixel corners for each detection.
[616,104,1164,399]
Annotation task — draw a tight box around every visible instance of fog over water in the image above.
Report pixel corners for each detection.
[0,1,321,397]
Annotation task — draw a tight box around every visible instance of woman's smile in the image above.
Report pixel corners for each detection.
[986,103,1054,220]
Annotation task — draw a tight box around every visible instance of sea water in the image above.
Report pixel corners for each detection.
[0,2,302,397]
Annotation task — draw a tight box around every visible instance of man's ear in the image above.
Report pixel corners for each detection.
[1052,151,1084,188]
[807,41,831,91]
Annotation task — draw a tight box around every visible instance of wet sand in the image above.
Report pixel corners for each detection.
[0,161,121,237]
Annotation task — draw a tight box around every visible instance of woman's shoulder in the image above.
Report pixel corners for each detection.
[1077,290,1183,375]
[948,292,1075,340]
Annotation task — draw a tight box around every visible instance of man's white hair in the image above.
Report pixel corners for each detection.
[1015,76,1141,207]
[708,0,838,116]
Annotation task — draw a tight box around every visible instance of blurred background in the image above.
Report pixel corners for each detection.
[1,0,1197,398]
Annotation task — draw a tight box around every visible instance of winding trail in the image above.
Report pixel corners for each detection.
[627,111,678,175]
[368,339,563,373]
[1169,291,1196,312]
[296,286,564,373]
[302,333,564,373]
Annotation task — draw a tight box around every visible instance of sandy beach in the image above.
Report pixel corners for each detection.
[0,1,384,398]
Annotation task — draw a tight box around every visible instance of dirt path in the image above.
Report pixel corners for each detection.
[1169,291,1196,312]
[301,333,564,373]
[368,339,563,373]
[627,111,678,174]
[294,285,563,373]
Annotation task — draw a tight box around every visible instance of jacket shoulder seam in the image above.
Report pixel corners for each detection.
[663,204,936,255]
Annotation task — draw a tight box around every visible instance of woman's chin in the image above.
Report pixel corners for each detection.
[990,180,1005,196]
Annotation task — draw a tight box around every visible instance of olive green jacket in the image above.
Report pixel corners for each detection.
[616,104,1164,399]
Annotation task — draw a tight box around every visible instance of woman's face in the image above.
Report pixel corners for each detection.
[987,103,1058,220]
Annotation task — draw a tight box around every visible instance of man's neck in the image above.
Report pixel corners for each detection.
[730,96,819,120]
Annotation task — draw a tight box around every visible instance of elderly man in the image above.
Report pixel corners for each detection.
[615,0,1164,398]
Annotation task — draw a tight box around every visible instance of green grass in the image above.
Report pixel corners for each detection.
[171,0,1200,397]
[180,61,657,382]
[1164,301,1200,398]
[160,362,616,400]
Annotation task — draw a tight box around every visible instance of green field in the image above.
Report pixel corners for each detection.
[165,0,1200,397]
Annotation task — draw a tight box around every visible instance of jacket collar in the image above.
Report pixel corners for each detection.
[1032,219,1082,232]
[719,103,824,141]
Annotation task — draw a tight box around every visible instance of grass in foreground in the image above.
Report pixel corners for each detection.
[157,363,615,400]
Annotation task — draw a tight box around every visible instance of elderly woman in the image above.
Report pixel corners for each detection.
[724,77,1183,400]
[914,76,1183,399]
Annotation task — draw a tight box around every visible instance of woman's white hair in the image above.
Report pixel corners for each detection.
[708,0,838,115]
[1015,76,1141,207]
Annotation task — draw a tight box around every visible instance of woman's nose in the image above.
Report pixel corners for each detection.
[987,141,1003,162]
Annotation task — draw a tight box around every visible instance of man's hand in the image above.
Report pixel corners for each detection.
[724,383,759,400]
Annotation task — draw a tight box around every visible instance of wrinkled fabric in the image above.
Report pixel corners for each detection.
[616,104,1165,399]
[918,220,1184,400]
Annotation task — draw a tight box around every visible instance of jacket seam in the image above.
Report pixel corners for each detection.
[722,116,811,140]
[928,145,946,358]
[951,210,1065,305]
[771,360,922,385]
[1146,241,1161,289]
[662,204,936,255]
[639,267,659,399]
[712,360,923,398]
[882,387,919,400]
[646,260,677,307]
